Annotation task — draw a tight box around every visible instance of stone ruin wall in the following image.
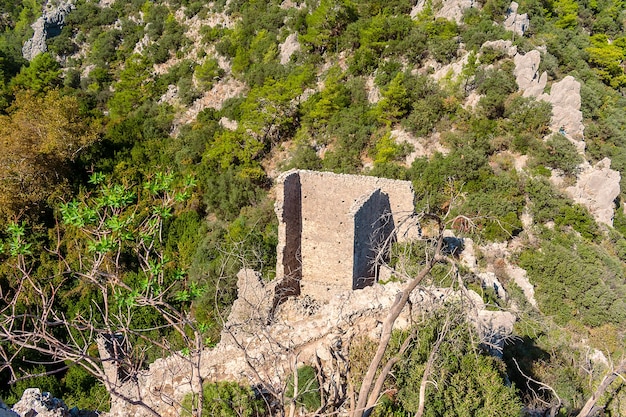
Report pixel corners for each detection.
[275,170,416,302]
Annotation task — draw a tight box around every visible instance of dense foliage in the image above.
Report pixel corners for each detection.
[0,0,625,414]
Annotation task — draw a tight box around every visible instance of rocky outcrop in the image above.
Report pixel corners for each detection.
[513,50,547,98]
[365,76,381,104]
[460,238,538,308]
[411,0,476,23]
[540,75,585,142]
[482,39,518,57]
[514,51,585,144]
[172,77,246,134]
[11,389,69,417]
[503,2,529,36]
[432,52,470,81]
[104,272,515,417]
[279,33,300,65]
[565,158,621,226]
[511,49,617,223]
[22,0,75,60]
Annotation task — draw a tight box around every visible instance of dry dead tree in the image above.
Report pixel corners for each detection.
[576,358,626,417]
[0,175,206,417]
[352,212,447,417]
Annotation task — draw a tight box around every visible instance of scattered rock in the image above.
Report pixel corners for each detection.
[279,33,300,65]
[459,237,477,269]
[158,84,179,106]
[412,0,477,23]
[12,389,69,417]
[432,51,470,81]
[589,349,609,367]
[505,264,538,308]
[389,128,448,166]
[172,77,246,134]
[481,39,518,57]
[219,117,238,130]
[365,76,381,104]
[463,90,481,109]
[565,158,621,226]
[22,0,75,60]
[503,2,529,36]
[478,272,507,300]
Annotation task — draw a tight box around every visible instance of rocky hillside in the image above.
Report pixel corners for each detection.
[1,0,626,415]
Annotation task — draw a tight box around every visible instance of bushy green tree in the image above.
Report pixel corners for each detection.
[532,134,583,175]
[300,0,358,53]
[10,53,61,93]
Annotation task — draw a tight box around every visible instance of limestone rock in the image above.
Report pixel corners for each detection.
[513,50,547,98]
[503,2,529,36]
[411,0,477,23]
[279,33,300,65]
[22,0,75,60]
[389,128,448,165]
[565,158,621,226]
[505,264,537,308]
[540,75,585,141]
[365,76,381,104]
[478,272,507,300]
[172,77,246,134]
[219,117,238,130]
[514,50,585,144]
[225,268,272,328]
[12,389,69,417]
[482,39,518,57]
[432,51,470,81]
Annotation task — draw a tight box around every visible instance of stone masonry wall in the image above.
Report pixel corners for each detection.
[275,170,416,302]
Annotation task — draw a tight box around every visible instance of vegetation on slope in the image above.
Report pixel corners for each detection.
[0,0,625,414]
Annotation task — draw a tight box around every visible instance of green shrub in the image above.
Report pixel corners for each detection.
[285,365,321,412]
[182,381,265,417]
[391,310,522,416]
[532,134,583,175]
[519,232,626,327]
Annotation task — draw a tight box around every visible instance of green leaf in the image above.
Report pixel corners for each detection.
[88,172,106,185]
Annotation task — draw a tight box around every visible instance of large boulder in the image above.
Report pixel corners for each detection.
[11,389,69,417]
[540,75,585,141]
[279,33,300,65]
[411,0,476,23]
[513,50,547,98]
[503,2,529,36]
[22,0,75,60]
[565,158,621,226]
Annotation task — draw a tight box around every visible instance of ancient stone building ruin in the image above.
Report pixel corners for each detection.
[274,170,416,302]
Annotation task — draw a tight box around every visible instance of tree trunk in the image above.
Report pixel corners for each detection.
[576,359,626,417]
[353,216,445,417]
